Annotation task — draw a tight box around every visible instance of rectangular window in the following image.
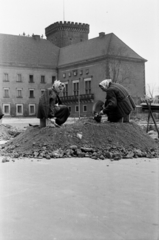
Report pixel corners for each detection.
[3,104,10,115]
[73,81,79,96]
[63,82,68,97]
[29,75,34,83]
[17,74,22,82]
[83,105,87,112]
[41,75,45,83]
[17,106,21,113]
[52,76,56,84]
[4,88,9,98]
[17,89,22,98]
[75,105,79,112]
[29,104,35,115]
[29,89,34,98]
[84,78,91,94]
[16,104,23,116]
[68,106,71,112]
[3,73,9,82]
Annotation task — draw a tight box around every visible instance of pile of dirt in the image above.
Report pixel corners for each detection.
[0,124,23,140]
[0,118,158,160]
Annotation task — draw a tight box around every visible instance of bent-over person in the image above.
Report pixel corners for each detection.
[99,79,136,122]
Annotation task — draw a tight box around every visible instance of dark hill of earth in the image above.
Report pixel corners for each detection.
[1,118,158,160]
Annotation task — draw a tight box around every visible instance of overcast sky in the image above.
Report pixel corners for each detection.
[0,0,159,95]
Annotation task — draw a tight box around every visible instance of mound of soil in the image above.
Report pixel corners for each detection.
[1,118,158,160]
[0,124,23,140]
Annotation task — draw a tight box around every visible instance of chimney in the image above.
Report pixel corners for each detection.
[32,34,40,40]
[99,32,105,38]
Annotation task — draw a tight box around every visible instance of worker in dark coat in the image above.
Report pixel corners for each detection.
[99,79,136,122]
[37,80,70,126]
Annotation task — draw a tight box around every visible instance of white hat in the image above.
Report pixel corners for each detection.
[99,79,112,89]
[52,80,65,93]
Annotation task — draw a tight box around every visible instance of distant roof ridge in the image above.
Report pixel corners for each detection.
[0,33,45,40]
[60,32,113,50]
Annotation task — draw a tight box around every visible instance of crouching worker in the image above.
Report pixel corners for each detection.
[99,79,136,122]
[37,80,70,127]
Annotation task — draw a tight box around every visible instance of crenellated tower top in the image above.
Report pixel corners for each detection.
[45,21,90,48]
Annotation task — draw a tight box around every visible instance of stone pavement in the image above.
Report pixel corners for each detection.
[0,156,159,240]
[1,117,77,129]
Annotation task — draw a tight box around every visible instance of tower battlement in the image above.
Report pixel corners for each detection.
[45,21,89,37]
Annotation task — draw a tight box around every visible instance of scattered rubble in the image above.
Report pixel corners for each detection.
[2,157,10,163]
[0,124,23,140]
[0,118,159,161]
[147,130,158,140]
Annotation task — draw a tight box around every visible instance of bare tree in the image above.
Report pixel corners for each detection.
[107,58,135,84]
[106,46,133,83]
[108,58,121,82]
[105,47,143,104]
[146,83,156,99]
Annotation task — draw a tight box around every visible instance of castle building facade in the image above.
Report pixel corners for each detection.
[0,21,147,117]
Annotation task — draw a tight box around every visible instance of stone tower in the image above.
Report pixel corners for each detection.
[45,21,89,48]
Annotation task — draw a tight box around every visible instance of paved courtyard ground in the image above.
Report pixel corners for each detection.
[1,117,77,129]
[0,157,159,240]
[0,117,159,240]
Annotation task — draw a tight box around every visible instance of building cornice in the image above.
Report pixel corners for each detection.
[0,62,57,70]
[58,55,147,70]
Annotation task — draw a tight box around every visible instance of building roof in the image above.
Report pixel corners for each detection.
[58,33,147,67]
[0,32,147,70]
[0,34,60,68]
